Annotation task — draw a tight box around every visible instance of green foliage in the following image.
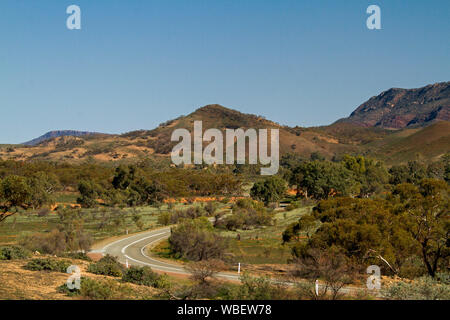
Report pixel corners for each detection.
[77,180,105,208]
[282,214,316,243]
[219,200,274,231]
[24,258,71,272]
[87,254,125,277]
[169,217,228,261]
[285,179,449,279]
[389,160,428,185]
[0,175,32,208]
[122,266,171,288]
[27,172,60,208]
[392,179,449,278]
[0,245,31,260]
[289,160,357,199]
[79,277,133,300]
[58,252,92,261]
[342,155,389,197]
[250,176,287,204]
[158,206,208,226]
[157,211,172,226]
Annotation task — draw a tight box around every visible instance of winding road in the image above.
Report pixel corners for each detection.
[93,227,240,281]
[91,227,368,296]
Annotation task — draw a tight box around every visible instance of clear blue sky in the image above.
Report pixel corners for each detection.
[0,0,449,144]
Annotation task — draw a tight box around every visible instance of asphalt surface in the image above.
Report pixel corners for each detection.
[93,227,370,296]
[95,227,240,281]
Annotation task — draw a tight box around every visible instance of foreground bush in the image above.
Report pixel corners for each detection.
[122,266,170,288]
[218,273,293,300]
[58,277,135,300]
[0,246,31,260]
[24,258,71,272]
[382,275,450,300]
[87,254,124,277]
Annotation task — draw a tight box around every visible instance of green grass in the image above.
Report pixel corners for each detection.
[0,202,226,246]
[150,206,312,265]
[218,207,312,264]
[54,192,79,203]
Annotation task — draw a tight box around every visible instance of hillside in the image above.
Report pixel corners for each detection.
[0,105,367,163]
[337,82,450,129]
[1,93,449,165]
[122,104,362,158]
[365,120,450,164]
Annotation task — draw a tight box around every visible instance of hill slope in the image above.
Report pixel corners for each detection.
[366,121,450,163]
[1,100,449,165]
[337,82,450,129]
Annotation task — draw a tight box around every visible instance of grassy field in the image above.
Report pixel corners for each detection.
[218,207,312,264]
[0,202,205,246]
[151,206,312,265]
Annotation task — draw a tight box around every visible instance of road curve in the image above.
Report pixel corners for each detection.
[92,228,368,296]
[94,227,240,281]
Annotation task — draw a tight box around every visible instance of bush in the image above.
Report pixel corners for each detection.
[24,258,71,272]
[382,276,450,300]
[20,230,67,255]
[158,212,172,226]
[220,205,273,231]
[122,266,171,288]
[0,246,31,260]
[80,278,118,300]
[58,277,137,299]
[169,218,228,261]
[87,254,124,277]
[59,252,92,261]
[219,273,292,300]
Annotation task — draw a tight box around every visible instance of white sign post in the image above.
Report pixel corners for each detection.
[315,279,319,296]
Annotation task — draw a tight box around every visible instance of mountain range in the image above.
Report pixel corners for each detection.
[337,81,449,128]
[2,82,449,165]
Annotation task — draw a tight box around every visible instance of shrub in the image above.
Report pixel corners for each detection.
[382,276,450,300]
[122,266,170,288]
[87,254,124,277]
[80,278,118,300]
[0,246,31,260]
[220,206,273,231]
[20,229,67,255]
[219,273,293,300]
[185,259,226,284]
[169,218,228,261]
[58,277,137,299]
[59,252,92,261]
[205,202,218,215]
[158,212,172,226]
[24,258,71,272]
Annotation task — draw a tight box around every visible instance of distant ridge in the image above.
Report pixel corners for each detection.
[2,82,448,164]
[23,130,104,146]
[337,81,450,129]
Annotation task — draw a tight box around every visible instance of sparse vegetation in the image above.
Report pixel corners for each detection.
[24,258,71,272]
[87,255,125,277]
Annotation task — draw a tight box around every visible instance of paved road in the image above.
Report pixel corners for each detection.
[95,227,240,281]
[93,227,371,296]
